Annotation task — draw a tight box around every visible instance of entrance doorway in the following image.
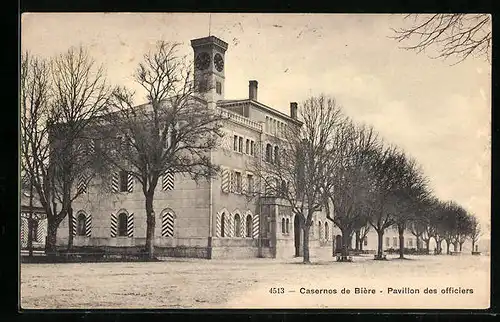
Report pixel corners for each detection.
[294,215,302,257]
[335,234,342,253]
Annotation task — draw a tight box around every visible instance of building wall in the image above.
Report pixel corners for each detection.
[57,171,212,249]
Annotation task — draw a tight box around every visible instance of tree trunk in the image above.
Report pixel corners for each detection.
[459,242,464,252]
[355,230,360,251]
[398,227,405,259]
[67,207,74,250]
[144,193,156,260]
[424,239,430,254]
[471,240,476,254]
[302,224,310,264]
[341,229,351,260]
[360,238,364,251]
[376,229,384,259]
[446,240,451,254]
[416,235,421,251]
[435,238,441,254]
[45,218,58,256]
[454,241,459,252]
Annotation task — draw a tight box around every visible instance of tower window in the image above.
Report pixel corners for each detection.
[216,81,222,94]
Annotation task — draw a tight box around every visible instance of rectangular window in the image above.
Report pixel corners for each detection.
[250,140,255,156]
[247,174,253,194]
[245,139,249,154]
[363,238,368,246]
[216,81,222,94]
[385,237,390,247]
[393,237,398,247]
[233,135,238,151]
[235,171,242,193]
[119,171,128,192]
[238,136,243,153]
[409,238,413,247]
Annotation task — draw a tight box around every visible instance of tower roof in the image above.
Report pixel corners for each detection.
[190,35,228,51]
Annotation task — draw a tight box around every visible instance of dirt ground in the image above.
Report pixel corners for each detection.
[20,249,490,309]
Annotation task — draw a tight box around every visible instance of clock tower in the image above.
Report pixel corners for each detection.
[191,35,228,107]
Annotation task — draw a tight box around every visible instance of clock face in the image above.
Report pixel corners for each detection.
[214,53,224,72]
[195,52,211,70]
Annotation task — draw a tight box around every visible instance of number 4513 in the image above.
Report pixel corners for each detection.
[269,287,285,294]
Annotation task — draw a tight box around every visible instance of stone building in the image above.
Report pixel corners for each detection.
[20,189,47,250]
[52,34,464,259]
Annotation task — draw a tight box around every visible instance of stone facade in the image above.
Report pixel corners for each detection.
[52,34,486,259]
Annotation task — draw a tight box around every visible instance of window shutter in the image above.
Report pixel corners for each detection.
[162,170,174,191]
[88,140,95,154]
[221,168,229,193]
[110,213,117,237]
[127,173,134,192]
[216,212,222,237]
[230,171,235,193]
[252,214,259,239]
[111,172,119,193]
[85,214,92,237]
[77,174,88,194]
[71,213,77,236]
[127,213,134,237]
[21,218,28,248]
[162,212,174,237]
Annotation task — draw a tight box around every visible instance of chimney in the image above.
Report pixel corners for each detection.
[249,80,258,101]
[290,102,298,119]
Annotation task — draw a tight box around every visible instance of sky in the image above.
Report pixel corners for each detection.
[21,13,491,235]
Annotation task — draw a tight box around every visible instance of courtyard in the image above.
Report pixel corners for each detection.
[20,250,490,310]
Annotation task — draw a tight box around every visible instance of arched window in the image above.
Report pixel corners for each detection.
[246,215,252,238]
[274,146,279,165]
[265,144,273,163]
[161,212,175,237]
[318,221,322,240]
[118,212,128,236]
[77,213,87,236]
[221,212,226,237]
[286,218,290,234]
[234,214,241,237]
[325,222,329,241]
[281,218,286,234]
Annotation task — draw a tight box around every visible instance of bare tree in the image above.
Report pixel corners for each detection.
[366,145,406,260]
[469,214,481,254]
[251,95,341,264]
[20,47,110,254]
[452,206,472,252]
[324,121,380,261]
[392,14,492,64]
[408,205,429,252]
[419,197,439,254]
[102,41,225,259]
[390,154,430,259]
